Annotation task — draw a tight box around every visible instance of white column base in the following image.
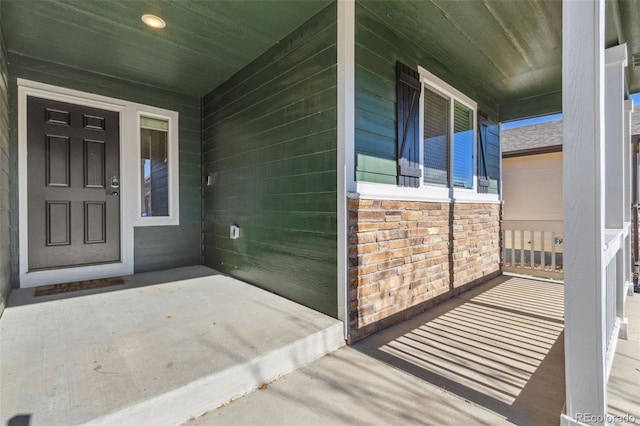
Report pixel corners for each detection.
[561,413,614,426]
[561,414,589,426]
[627,280,634,296]
[618,317,628,339]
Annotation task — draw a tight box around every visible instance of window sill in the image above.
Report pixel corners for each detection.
[132,216,180,227]
[352,181,501,204]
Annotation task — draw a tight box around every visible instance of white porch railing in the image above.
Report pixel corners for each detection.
[605,251,617,355]
[501,220,564,280]
[603,224,631,378]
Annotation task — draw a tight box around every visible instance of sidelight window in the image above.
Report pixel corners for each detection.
[140,116,169,217]
[135,110,179,226]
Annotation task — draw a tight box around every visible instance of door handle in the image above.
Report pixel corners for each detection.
[110,176,120,188]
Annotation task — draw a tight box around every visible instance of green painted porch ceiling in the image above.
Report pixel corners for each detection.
[362,0,640,119]
[2,0,639,118]
[1,0,332,97]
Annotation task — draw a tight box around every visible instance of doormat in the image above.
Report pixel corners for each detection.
[34,277,126,296]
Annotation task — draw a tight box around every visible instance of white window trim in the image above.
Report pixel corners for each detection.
[419,66,478,196]
[133,109,180,227]
[17,79,179,288]
[351,183,501,204]
[354,66,500,204]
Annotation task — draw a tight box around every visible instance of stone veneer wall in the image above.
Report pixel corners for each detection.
[348,199,501,342]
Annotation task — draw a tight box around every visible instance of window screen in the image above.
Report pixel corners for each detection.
[423,88,449,186]
[453,101,474,189]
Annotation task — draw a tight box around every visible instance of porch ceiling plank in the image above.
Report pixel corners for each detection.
[359,0,563,118]
[615,0,640,94]
[0,0,332,97]
[2,0,638,119]
[498,90,562,123]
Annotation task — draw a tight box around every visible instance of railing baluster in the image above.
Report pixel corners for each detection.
[530,231,535,270]
[502,230,506,266]
[511,230,515,268]
[500,221,563,280]
[541,231,546,271]
[520,230,525,269]
[552,231,557,272]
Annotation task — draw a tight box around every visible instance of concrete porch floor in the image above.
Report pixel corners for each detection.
[3,271,638,426]
[195,275,567,425]
[608,287,640,423]
[0,266,344,426]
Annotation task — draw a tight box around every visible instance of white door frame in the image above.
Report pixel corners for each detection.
[17,80,139,287]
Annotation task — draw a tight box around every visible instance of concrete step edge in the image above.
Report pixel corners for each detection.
[81,321,345,426]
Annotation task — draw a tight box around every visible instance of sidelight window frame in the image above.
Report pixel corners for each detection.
[133,109,179,226]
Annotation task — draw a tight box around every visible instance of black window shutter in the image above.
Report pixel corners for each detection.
[477,114,500,194]
[396,62,422,187]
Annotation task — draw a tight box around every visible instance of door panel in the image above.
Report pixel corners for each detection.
[27,96,120,270]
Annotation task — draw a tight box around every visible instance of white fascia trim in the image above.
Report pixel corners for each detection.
[17,79,179,288]
[354,182,500,204]
[336,0,355,334]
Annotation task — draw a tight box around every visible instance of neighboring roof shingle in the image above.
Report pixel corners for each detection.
[501,119,563,154]
[633,109,640,135]
[502,110,640,156]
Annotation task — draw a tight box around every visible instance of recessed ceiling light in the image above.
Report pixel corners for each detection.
[142,14,166,29]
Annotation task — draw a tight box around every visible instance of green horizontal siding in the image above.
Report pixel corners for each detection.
[202,3,338,317]
[355,4,407,183]
[7,53,202,274]
[0,25,11,315]
[355,2,499,184]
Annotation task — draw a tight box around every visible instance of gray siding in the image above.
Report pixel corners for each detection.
[202,4,338,317]
[0,19,11,314]
[7,54,201,275]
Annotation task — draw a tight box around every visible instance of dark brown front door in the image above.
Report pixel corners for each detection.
[27,96,120,270]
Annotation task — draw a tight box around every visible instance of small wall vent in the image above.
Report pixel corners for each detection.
[633,52,640,67]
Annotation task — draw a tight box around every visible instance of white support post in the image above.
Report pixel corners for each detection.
[605,45,626,230]
[562,0,608,425]
[624,99,635,300]
[624,99,633,225]
[605,45,628,340]
[336,0,355,338]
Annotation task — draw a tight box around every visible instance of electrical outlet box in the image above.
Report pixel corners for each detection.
[230,225,240,239]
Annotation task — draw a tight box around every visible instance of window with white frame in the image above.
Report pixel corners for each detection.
[134,109,180,226]
[140,116,169,217]
[356,62,500,202]
[421,67,477,192]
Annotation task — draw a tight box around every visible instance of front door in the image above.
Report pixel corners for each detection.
[27,96,120,270]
